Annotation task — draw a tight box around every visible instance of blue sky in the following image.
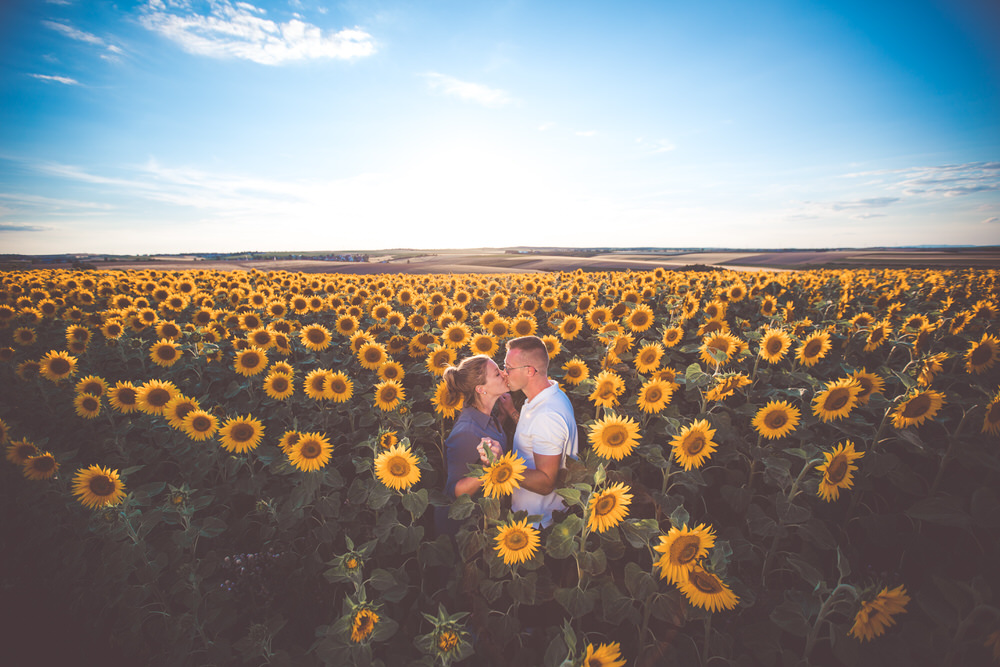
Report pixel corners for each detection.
[1,0,998,255]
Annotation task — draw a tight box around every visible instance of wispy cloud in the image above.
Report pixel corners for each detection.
[423,72,513,107]
[984,216,1000,224]
[43,19,124,61]
[846,162,1000,198]
[0,224,48,232]
[28,73,81,85]
[830,197,899,211]
[138,0,375,65]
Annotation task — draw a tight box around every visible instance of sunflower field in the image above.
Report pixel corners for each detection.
[2,266,999,666]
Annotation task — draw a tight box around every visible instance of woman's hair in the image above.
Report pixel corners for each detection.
[442,354,492,409]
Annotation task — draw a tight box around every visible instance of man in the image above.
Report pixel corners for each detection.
[487,335,578,527]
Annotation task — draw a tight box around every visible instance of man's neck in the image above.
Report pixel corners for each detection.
[523,376,550,402]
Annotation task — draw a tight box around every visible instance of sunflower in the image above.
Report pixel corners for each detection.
[636,378,674,414]
[441,322,471,349]
[699,332,740,367]
[586,306,612,330]
[72,464,126,509]
[661,326,683,348]
[654,523,716,584]
[374,443,421,490]
[75,375,108,397]
[581,642,627,667]
[329,371,353,403]
[917,352,948,387]
[260,372,293,400]
[288,432,333,472]
[0,418,8,444]
[625,303,655,333]
[850,368,885,404]
[136,379,179,416]
[812,378,862,422]
[373,379,405,412]
[892,389,945,429]
[588,370,625,409]
[350,606,380,643]
[589,414,640,461]
[670,419,718,470]
[304,369,335,401]
[480,451,527,498]
[561,358,590,386]
[6,439,40,465]
[358,342,388,370]
[13,327,36,346]
[432,379,463,419]
[796,331,832,367]
[678,565,740,612]
[633,342,664,374]
[335,315,359,337]
[426,346,457,376]
[377,430,399,449]
[39,350,77,383]
[758,328,791,363]
[69,391,101,419]
[983,396,1000,435]
[849,585,909,642]
[108,381,139,414]
[462,334,495,358]
[863,319,892,353]
[494,517,541,565]
[587,482,632,533]
[234,347,268,377]
[817,440,864,502]
[752,400,801,440]
[22,452,59,480]
[155,320,182,341]
[181,410,219,441]
[376,360,405,383]
[147,339,182,367]
[246,327,274,350]
[218,415,265,454]
[966,333,1000,374]
[557,314,584,341]
[704,373,751,402]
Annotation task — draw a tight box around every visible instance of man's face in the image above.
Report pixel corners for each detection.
[502,348,531,393]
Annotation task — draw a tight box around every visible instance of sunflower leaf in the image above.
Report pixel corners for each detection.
[546,514,583,559]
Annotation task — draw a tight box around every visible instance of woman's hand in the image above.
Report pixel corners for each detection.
[476,438,503,465]
[497,392,518,422]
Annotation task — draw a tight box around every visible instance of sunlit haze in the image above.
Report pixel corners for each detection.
[1,0,999,254]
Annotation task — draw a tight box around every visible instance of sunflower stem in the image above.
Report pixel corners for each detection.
[929,407,973,496]
[701,612,712,667]
[803,583,853,659]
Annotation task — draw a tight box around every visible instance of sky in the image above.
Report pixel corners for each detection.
[1,0,999,255]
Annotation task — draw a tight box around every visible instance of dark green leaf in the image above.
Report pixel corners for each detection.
[546,514,583,559]
[554,586,595,617]
[401,488,428,519]
[905,496,971,529]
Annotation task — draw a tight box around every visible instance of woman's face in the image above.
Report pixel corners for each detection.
[478,359,508,399]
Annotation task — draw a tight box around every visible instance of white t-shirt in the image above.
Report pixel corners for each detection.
[511,379,579,527]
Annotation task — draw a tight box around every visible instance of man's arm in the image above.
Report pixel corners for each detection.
[520,452,560,495]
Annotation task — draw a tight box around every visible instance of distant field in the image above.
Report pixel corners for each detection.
[86,248,1000,274]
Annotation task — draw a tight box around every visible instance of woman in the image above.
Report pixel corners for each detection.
[435,354,518,538]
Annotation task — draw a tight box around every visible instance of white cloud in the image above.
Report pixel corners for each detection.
[984,216,1000,224]
[423,72,513,107]
[139,0,375,65]
[29,73,81,85]
[43,19,125,60]
[845,162,1000,199]
[575,130,597,137]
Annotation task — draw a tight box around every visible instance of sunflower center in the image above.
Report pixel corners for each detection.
[118,388,137,404]
[231,423,255,442]
[594,494,618,516]
[89,475,116,497]
[388,457,409,477]
[192,415,212,432]
[766,338,783,355]
[241,352,261,367]
[311,377,327,392]
[988,402,1000,423]
[34,456,56,472]
[826,456,848,484]
[689,569,723,594]
[365,349,382,363]
[148,388,171,407]
[493,464,512,484]
[640,350,657,364]
[602,424,627,448]
[970,344,992,366]
[50,358,71,374]
[765,411,787,429]
[380,387,398,402]
[272,377,289,391]
[670,535,700,564]
[824,388,851,411]
[646,387,663,403]
[504,530,528,550]
[683,433,705,455]
[902,394,931,418]
[157,346,177,360]
[564,321,578,333]
[632,313,649,326]
[803,340,823,357]
[301,442,321,459]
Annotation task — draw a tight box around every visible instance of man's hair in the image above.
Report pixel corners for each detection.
[506,335,549,371]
